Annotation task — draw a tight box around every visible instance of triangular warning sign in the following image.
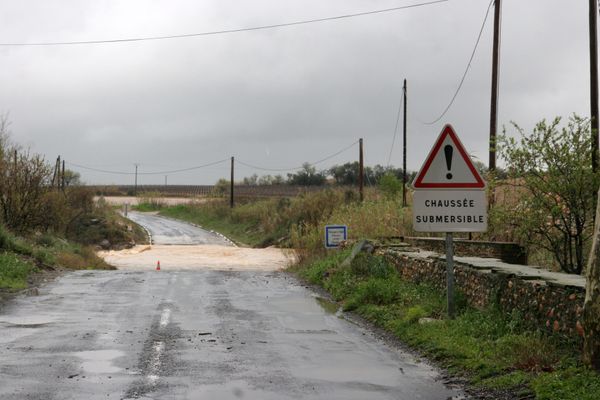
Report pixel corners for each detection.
[413,124,486,189]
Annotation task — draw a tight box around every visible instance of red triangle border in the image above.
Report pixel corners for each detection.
[413,125,485,189]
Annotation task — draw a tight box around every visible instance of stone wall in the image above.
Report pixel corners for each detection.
[382,249,585,339]
[400,237,527,265]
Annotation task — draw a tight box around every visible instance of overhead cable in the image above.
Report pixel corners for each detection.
[66,159,228,175]
[419,0,494,125]
[387,89,404,167]
[0,0,449,47]
[237,140,359,172]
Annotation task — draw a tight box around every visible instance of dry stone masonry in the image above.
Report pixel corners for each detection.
[381,244,585,339]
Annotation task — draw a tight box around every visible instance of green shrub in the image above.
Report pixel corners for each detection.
[0,252,34,289]
[350,252,395,278]
[344,278,399,310]
[404,305,428,323]
[33,248,56,265]
[378,172,402,199]
[532,367,600,400]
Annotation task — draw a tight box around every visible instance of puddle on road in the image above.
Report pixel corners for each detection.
[0,316,54,327]
[73,349,124,374]
[315,297,340,314]
[188,379,283,400]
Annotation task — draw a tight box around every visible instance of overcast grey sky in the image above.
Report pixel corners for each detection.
[0,0,591,185]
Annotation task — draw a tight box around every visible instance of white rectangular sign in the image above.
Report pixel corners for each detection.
[325,225,347,249]
[412,190,487,232]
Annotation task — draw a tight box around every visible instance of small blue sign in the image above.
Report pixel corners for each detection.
[325,225,348,249]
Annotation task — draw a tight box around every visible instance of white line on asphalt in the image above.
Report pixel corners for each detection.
[147,340,165,385]
[159,308,171,327]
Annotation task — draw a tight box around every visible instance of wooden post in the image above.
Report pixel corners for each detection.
[590,0,599,173]
[359,138,364,202]
[402,79,408,207]
[446,232,455,319]
[489,0,501,172]
[230,157,235,208]
[134,164,138,196]
[54,156,60,189]
[61,160,65,190]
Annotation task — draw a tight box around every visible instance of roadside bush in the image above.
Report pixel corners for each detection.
[0,252,34,289]
[350,252,395,278]
[290,196,410,252]
[497,115,598,274]
[378,172,402,199]
[344,278,399,310]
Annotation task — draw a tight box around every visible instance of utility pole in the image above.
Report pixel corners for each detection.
[359,138,364,202]
[164,175,168,191]
[230,157,235,208]
[134,164,139,196]
[489,0,502,172]
[61,159,65,190]
[53,156,60,189]
[402,79,408,207]
[590,0,599,173]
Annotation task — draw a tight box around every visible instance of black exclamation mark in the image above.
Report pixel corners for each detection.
[444,145,453,180]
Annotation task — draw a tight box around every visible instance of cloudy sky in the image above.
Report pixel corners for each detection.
[0,0,591,185]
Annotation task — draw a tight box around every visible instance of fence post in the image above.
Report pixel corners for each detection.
[230,156,235,208]
[359,138,364,202]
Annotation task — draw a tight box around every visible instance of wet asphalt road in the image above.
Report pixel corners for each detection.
[0,214,465,399]
[126,211,232,246]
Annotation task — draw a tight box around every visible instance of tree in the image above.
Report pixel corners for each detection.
[213,178,229,196]
[256,174,284,185]
[63,169,81,186]
[498,115,598,274]
[242,174,258,185]
[330,162,405,186]
[330,162,359,185]
[378,173,402,199]
[287,163,326,186]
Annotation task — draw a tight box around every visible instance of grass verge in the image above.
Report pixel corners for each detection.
[290,250,600,400]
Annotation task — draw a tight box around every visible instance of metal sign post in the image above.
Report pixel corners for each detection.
[445,232,455,318]
[412,124,487,319]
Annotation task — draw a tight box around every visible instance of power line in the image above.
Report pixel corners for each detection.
[0,0,449,47]
[237,140,359,172]
[419,0,494,125]
[66,159,228,175]
[387,89,404,166]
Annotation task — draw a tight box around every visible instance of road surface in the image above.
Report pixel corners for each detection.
[126,211,232,246]
[0,213,465,399]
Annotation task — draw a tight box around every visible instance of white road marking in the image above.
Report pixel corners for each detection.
[146,341,165,385]
[159,308,171,327]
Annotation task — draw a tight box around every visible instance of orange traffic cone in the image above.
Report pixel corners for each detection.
[156,260,161,271]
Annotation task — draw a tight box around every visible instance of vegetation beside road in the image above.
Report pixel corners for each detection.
[0,198,147,291]
[292,250,600,400]
[138,187,410,250]
[0,118,147,292]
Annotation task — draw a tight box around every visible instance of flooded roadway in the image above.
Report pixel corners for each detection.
[0,213,465,399]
